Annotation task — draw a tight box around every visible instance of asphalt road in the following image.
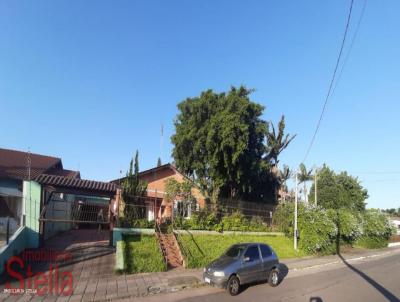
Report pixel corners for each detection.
[134,252,400,302]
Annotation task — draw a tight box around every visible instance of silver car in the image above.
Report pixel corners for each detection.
[203,243,281,295]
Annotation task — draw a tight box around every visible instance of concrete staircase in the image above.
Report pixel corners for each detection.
[156,223,183,269]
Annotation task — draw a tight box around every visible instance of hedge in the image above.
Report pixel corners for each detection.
[274,204,395,254]
[174,210,271,232]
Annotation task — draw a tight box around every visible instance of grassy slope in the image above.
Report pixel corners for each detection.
[179,233,307,268]
[124,234,166,273]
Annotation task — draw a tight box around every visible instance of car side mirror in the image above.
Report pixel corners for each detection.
[243,256,251,262]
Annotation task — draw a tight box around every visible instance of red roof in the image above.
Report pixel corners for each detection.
[35,174,117,194]
[111,163,181,183]
[0,148,79,181]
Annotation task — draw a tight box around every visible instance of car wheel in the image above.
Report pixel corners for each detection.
[227,275,240,296]
[269,269,280,287]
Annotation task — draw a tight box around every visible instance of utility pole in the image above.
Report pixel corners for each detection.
[314,169,318,206]
[294,169,298,250]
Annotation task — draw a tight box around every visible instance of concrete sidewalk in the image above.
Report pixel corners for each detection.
[1,246,400,302]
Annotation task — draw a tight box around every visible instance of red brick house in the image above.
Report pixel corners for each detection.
[114,163,206,221]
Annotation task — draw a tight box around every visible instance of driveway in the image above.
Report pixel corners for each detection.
[1,229,116,301]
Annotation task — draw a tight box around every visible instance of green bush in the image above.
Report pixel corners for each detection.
[220,212,269,232]
[182,210,219,231]
[356,209,394,249]
[273,203,296,235]
[131,218,155,229]
[221,212,247,231]
[298,205,337,254]
[119,217,155,229]
[274,204,396,254]
[173,210,269,233]
[356,236,388,249]
[327,209,362,244]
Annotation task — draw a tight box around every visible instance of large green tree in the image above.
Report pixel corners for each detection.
[171,86,268,203]
[308,164,368,211]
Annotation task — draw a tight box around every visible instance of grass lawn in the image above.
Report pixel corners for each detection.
[178,233,307,268]
[124,234,167,273]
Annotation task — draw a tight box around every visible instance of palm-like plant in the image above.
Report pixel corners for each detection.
[298,163,313,203]
[265,115,297,167]
[279,165,292,202]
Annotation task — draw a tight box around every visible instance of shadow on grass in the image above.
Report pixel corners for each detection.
[184,230,205,257]
[124,234,141,273]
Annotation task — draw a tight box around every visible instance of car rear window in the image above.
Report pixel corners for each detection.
[260,244,272,258]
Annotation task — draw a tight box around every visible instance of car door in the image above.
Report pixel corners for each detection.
[260,244,278,277]
[238,245,262,284]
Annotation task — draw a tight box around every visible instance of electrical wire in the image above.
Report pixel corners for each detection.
[302,0,355,164]
[331,0,368,96]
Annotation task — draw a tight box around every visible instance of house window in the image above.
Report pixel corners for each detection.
[145,203,154,222]
[0,195,22,247]
[174,200,195,219]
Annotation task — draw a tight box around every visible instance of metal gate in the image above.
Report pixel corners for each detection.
[39,193,110,240]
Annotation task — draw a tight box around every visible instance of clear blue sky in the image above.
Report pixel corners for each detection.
[1,1,399,209]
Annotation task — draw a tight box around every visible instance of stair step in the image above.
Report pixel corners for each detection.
[156,224,182,269]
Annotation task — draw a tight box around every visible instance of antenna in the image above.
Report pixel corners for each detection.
[27,147,31,181]
[160,123,164,163]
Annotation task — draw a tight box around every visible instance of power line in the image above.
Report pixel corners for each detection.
[331,0,368,96]
[302,0,355,164]
[351,171,400,175]
[360,179,400,183]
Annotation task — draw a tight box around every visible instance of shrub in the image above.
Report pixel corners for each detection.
[356,209,394,249]
[184,210,219,230]
[356,236,388,249]
[273,203,296,235]
[249,215,269,232]
[132,218,155,229]
[327,209,362,244]
[298,205,337,254]
[174,210,269,232]
[221,211,247,231]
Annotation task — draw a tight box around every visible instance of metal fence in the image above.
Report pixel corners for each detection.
[118,194,278,231]
[0,193,22,247]
[40,197,110,225]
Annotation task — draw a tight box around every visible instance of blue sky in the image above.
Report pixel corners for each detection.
[1,1,399,209]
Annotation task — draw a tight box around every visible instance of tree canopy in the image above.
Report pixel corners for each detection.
[308,164,368,211]
[171,86,294,204]
[265,116,296,166]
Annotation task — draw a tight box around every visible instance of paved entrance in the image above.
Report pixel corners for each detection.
[0,229,116,302]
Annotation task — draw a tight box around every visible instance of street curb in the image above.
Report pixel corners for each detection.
[92,277,205,302]
[288,248,400,273]
[93,247,400,301]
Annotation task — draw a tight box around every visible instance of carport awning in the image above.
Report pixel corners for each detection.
[35,174,117,197]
